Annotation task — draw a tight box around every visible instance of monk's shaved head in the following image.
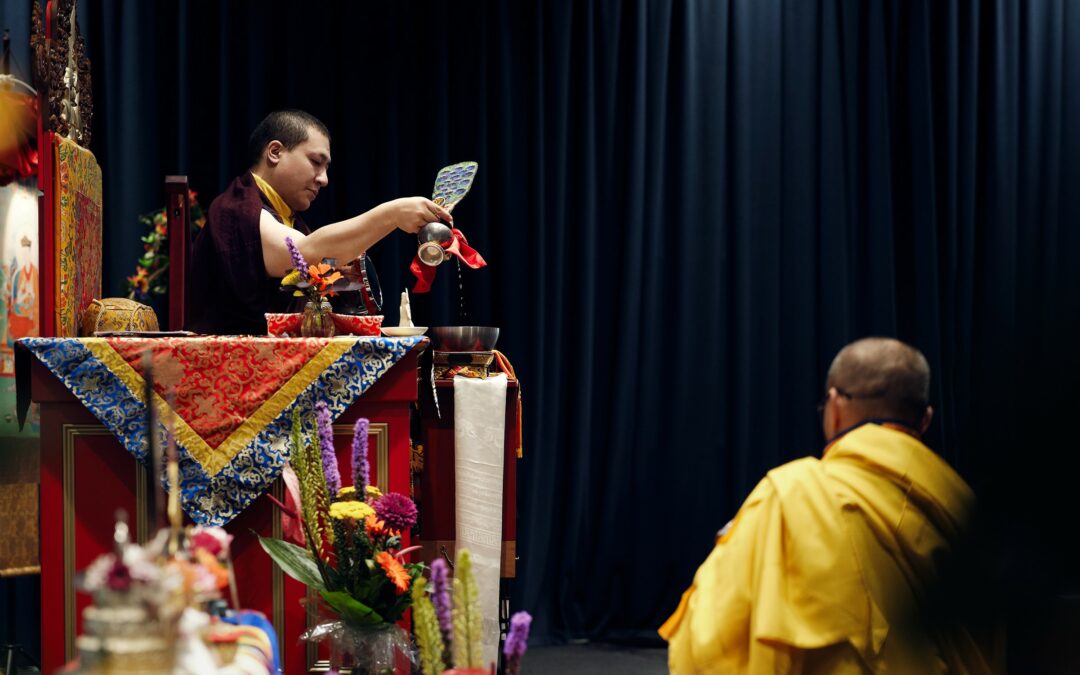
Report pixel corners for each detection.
[826,337,931,426]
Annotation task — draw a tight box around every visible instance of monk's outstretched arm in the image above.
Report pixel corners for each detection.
[259,197,453,277]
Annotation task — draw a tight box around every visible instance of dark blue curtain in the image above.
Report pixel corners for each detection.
[19,0,1080,665]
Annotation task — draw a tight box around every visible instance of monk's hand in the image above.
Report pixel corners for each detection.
[385,197,453,234]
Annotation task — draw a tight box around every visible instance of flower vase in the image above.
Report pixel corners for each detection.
[304,621,414,675]
[301,300,336,338]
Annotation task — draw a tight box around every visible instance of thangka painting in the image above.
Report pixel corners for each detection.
[0,178,40,433]
[0,178,40,576]
[53,135,102,337]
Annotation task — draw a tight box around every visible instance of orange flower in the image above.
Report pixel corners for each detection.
[375,551,411,595]
[193,547,230,591]
[364,514,401,539]
[308,263,332,278]
[364,514,385,536]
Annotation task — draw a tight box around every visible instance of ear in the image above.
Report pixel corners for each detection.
[919,405,934,435]
[829,388,847,427]
[266,140,285,167]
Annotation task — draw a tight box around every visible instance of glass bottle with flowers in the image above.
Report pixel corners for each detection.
[259,401,423,673]
[281,236,355,337]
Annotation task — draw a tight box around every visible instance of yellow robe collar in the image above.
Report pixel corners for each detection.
[251,172,295,227]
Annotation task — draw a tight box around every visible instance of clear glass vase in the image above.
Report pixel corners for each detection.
[303,620,415,674]
[301,300,336,338]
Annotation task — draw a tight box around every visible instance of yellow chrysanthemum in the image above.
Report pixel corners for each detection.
[328,500,375,521]
[337,486,357,498]
[365,485,383,498]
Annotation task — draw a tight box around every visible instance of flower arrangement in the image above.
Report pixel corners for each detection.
[126,191,206,302]
[412,551,533,675]
[281,236,354,303]
[259,403,423,670]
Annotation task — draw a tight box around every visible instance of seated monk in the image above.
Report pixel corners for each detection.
[188,109,452,335]
[661,337,998,674]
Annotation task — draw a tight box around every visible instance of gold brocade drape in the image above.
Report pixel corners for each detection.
[0,439,39,575]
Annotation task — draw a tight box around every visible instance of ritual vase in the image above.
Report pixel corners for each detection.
[301,300,336,338]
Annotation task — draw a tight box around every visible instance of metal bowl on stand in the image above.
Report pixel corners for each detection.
[430,326,500,352]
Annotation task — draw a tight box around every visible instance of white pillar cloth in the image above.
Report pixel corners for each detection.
[453,373,508,669]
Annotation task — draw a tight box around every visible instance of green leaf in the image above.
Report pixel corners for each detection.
[257,536,326,591]
[320,590,384,627]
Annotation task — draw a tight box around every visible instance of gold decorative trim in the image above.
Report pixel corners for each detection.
[0,565,41,577]
[63,424,114,662]
[331,422,389,493]
[306,423,388,671]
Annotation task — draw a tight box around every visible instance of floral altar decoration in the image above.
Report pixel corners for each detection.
[280,236,365,337]
[125,190,206,304]
[259,401,423,672]
[412,551,532,675]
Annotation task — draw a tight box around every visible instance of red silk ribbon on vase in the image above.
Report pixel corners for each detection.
[410,227,487,293]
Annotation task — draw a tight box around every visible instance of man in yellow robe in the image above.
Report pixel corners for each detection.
[661,337,998,674]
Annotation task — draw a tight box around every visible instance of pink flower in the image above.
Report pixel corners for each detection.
[189,527,232,558]
[374,492,417,533]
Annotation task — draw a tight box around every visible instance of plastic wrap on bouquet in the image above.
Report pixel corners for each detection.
[301,620,416,674]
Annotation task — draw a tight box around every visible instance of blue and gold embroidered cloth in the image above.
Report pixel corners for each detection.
[16,335,423,525]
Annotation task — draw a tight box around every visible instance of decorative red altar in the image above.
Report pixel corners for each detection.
[19,335,426,674]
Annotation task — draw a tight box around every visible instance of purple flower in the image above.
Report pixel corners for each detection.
[285,236,309,281]
[315,401,340,498]
[351,418,370,496]
[430,557,452,639]
[374,492,417,533]
[503,611,532,674]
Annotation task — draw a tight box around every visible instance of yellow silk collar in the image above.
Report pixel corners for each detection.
[251,172,295,227]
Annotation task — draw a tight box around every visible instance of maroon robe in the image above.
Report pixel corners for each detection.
[187,172,310,335]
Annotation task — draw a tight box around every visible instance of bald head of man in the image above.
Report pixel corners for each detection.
[820,337,933,440]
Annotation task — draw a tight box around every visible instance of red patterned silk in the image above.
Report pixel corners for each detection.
[265,313,383,337]
[107,336,330,449]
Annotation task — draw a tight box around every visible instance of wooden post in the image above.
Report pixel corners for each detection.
[165,176,190,331]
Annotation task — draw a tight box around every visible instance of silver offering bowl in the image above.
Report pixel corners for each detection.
[430,326,500,352]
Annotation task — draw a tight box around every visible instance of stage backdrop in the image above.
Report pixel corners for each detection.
[65,0,1080,652]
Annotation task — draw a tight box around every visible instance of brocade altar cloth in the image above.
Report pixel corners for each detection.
[16,335,423,525]
[54,136,102,337]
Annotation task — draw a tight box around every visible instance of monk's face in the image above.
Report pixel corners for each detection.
[267,127,331,212]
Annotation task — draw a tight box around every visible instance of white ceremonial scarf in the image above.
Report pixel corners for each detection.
[453,373,508,669]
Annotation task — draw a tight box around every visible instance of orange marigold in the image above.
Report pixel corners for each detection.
[375,551,411,595]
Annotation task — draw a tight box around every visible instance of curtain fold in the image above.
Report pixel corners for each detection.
[74,0,1080,648]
